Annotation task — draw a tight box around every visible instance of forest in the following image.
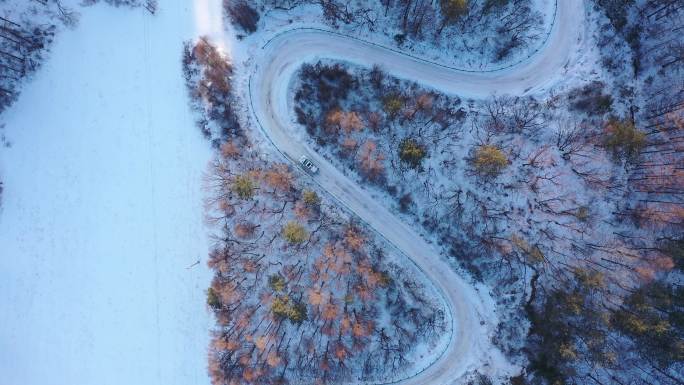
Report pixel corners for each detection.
[184,38,450,385]
[288,0,684,381]
[208,0,684,383]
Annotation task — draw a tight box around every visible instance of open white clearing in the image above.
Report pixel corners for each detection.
[0,3,212,385]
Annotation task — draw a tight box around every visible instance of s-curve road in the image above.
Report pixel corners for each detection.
[205,0,586,383]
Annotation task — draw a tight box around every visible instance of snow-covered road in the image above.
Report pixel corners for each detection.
[245,1,586,383]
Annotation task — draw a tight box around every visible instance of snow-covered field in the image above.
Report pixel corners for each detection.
[0,3,212,385]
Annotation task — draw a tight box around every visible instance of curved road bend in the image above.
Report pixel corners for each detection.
[202,1,586,383]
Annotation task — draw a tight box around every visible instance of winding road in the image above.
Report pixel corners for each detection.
[206,1,586,383]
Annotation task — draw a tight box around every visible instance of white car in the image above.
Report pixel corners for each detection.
[298,155,319,174]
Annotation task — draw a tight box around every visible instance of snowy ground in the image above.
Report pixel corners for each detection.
[0,3,213,385]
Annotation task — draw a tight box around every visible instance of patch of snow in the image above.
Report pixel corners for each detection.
[0,3,212,385]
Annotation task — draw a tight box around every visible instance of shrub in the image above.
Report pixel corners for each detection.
[227,1,259,33]
[662,239,684,271]
[511,235,545,264]
[383,94,404,117]
[271,296,290,317]
[369,65,385,90]
[325,108,363,134]
[301,190,321,207]
[282,221,308,244]
[300,62,355,108]
[568,82,613,115]
[603,118,645,161]
[472,145,508,177]
[271,295,307,324]
[440,0,469,22]
[234,221,257,238]
[483,0,510,13]
[399,138,427,169]
[393,33,406,46]
[206,287,220,309]
[526,286,611,384]
[575,206,591,222]
[232,174,255,199]
[573,268,604,290]
[596,0,636,32]
[378,271,392,287]
[475,373,494,385]
[357,140,386,181]
[268,274,286,292]
[612,281,683,366]
[399,193,413,213]
[288,301,307,323]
